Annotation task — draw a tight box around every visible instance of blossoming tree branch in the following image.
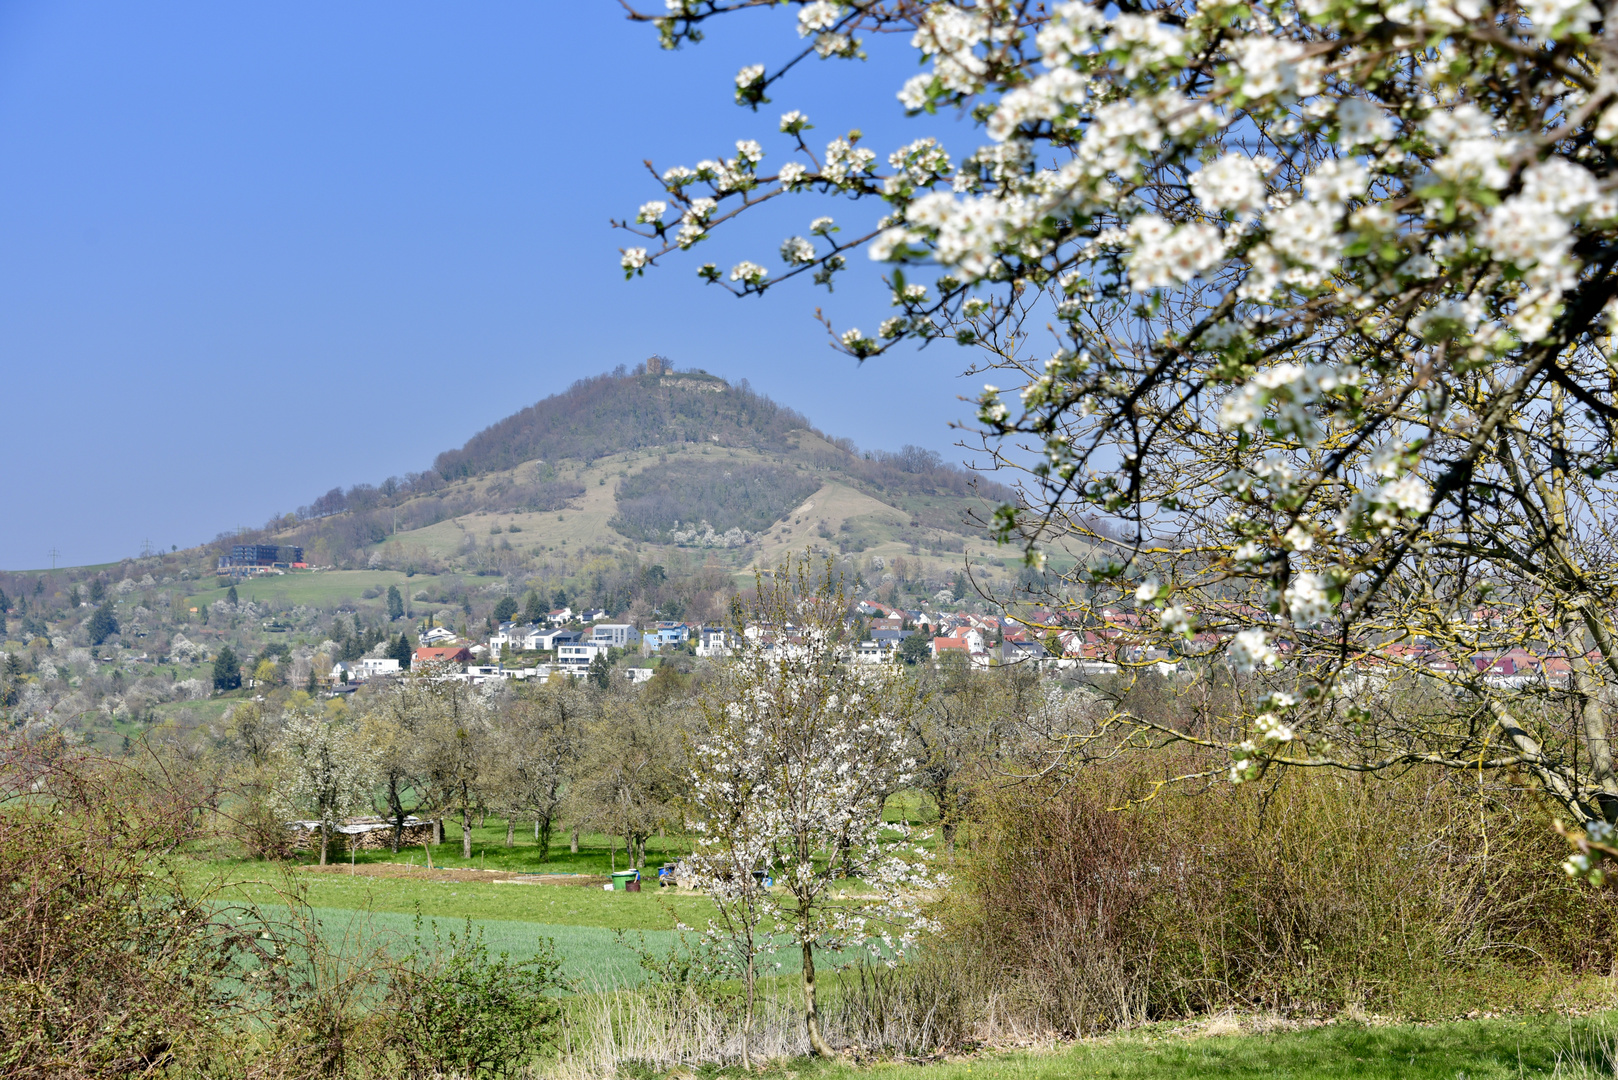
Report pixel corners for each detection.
[617,0,1618,878]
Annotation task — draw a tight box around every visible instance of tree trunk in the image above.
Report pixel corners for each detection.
[461,803,473,860]
[610,835,616,872]
[433,818,443,845]
[535,818,541,840]
[741,950,757,1071]
[319,823,329,867]
[505,819,515,847]
[570,824,579,854]
[801,940,833,1057]
[388,776,404,853]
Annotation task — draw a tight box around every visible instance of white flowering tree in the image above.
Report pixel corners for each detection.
[681,557,939,1058]
[620,0,1618,877]
[270,706,381,865]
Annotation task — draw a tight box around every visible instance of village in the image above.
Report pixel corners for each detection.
[319,592,1572,694]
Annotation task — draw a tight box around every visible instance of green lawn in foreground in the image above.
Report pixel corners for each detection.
[700,1014,1616,1080]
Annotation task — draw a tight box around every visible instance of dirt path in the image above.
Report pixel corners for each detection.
[296,863,609,886]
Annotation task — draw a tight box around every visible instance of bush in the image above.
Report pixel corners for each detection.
[0,738,250,1076]
[389,916,565,1079]
[947,758,1618,1033]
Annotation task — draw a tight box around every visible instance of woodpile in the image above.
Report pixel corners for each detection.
[285,815,437,853]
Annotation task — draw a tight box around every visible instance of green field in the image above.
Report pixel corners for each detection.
[709,1015,1618,1080]
[182,568,478,612]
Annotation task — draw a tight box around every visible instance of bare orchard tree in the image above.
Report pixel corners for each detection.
[359,672,459,852]
[682,556,939,1059]
[483,682,582,853]
[412,671,494,860]
[567,690,682,870]
[620,0,1618,878]
[270,705,380,866]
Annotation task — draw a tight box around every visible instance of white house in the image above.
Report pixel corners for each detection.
[579,608,607,623]
[695,626,736,658]
[557,642,608,674]
[489,621,525,654]
[358,657,401,679]
[531,627,580,651]
[590,623,640,648]
[419,626,457,645]
[546,607,574,626]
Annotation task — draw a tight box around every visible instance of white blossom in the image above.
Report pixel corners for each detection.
[730,260,768,285]
[780,236,817,264]
[1230,628,1280,673]
[1190,154,1269,216]
[1283,572,1332,627]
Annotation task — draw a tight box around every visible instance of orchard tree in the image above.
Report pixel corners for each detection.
[682,556,938,1058]
[485,683,583,852]
[270,705,381,865]
[621,0,1618,878]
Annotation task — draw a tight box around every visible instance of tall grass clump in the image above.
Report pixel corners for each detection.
[947,757,1618,1035]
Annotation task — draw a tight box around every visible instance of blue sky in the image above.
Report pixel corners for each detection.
[0,2,991,570]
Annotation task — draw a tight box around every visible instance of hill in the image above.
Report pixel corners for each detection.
[260,360,1016,582]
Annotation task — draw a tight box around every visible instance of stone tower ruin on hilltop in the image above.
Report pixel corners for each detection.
[645,355,667,377]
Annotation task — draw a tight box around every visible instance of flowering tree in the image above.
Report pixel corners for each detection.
[681,557,938,1058]
[621,0,1618,878]
[270,706,381,865]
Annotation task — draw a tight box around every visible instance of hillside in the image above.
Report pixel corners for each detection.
[255,361,1018,585]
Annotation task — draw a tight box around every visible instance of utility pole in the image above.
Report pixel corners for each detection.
[49,548,58,570]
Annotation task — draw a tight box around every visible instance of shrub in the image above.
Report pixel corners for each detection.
[948,757,1618,1032]
[388,916,565,1079]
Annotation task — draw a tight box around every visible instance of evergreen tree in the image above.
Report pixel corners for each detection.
[587,652,610,690]
[386,585,405,621]
[388,633,413,670]
[523,591,544,625]
[951,572,968,602]
[552,589,568,610]
[86,604,119,646]
[226,584,239,606]
[0,588,10,613]
[493,596,519,624]
[88,579,106,604]
[213,646,242,692]
[897,633,932,666]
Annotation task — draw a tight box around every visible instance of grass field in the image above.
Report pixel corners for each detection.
[181,569,476,612]
[684,1014,1618,1080]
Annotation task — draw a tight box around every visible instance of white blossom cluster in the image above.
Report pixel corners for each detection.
[682,613,943,979]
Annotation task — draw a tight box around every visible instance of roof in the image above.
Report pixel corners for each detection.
[415,646,472,662]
